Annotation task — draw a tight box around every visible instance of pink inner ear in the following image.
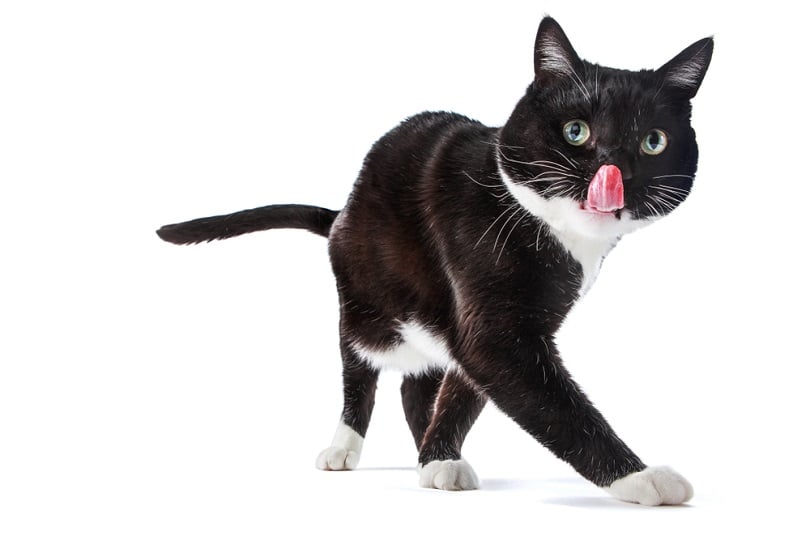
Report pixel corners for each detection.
[587,164,624,212]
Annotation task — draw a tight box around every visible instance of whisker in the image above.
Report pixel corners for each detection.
[651,184,691,196]
[543,181,584,200]
[493,207,523,255]
[498,147,574,173]
[552,148,579,168]
[647,195,677,214]
[487,141,524,150]
[463,170,503,189]
[563,66,592,104]
[531,169,580,180]
[475,203,518,249]
[649,190,683,205]
[522,176,571,186]
[498,150,572,173]
[642,200,657,217]
[652,174,695,180]
[528,160,572,172]
[561,184,584,198]
[497,210,526,263]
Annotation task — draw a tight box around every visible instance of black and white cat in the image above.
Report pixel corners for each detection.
[157,17,712,506]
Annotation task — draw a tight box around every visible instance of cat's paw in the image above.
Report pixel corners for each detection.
[316,422,364,471]
[315,446,360,471]
[418,459,479,491]
[605,466,693,506]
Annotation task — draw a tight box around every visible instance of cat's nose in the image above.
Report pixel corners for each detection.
[597,148,634,181]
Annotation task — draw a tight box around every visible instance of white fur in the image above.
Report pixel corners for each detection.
[352,321,454,375]
[418,459,479,491]
[538,36,576,77]
[665,62,704,90]
[316,422,364,471]
[605,466,694,506]
[498,163,651,295]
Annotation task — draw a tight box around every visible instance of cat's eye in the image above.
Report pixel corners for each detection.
[641,129,668,155]
[562,120,591,146]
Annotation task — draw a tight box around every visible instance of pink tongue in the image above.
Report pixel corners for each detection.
[587,164,624,213]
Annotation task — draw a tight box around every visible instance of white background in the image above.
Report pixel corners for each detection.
[1,1,807,538]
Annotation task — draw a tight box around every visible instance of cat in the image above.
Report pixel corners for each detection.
[157,16,713,506]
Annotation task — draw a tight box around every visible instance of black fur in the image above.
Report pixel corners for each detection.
[157,17,712,495]
[156,204,338,244]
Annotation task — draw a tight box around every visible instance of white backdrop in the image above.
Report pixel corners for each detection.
[2,1,807,538]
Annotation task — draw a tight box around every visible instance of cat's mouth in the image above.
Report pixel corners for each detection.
[579,201,623,219]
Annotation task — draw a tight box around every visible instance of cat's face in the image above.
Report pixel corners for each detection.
[498,17,713,240]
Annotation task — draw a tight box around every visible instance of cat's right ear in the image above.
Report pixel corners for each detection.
[656,37,714,99]
[533,16,584,88]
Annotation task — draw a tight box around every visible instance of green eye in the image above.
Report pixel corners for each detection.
[641,129,668,155]
[562,120,591,146]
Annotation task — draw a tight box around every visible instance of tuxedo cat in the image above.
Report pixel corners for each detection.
[157,16,713,506]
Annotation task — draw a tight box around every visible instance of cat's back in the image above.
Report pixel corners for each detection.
[336,110,489,225]
[328,111,493,315]
[363,111,484,181]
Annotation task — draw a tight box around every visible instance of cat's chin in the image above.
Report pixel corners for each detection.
[580,201,622,218]
[571,200,651,239]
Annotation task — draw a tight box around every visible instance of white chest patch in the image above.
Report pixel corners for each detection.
[551,221,615,295]
[497,162,640,296]
[352,321,454,375]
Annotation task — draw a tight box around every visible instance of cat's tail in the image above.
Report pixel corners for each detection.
[156,204,339,245]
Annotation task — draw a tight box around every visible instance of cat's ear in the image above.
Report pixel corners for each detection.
[533,16,584,88]
[656,37,714,98]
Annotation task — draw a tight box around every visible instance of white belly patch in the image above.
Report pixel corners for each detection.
[352,321,454,374]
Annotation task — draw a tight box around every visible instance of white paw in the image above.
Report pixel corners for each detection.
[315,446,360,471]
[418,459,479,491]
[315,422,364,471]
[605,466,694,506]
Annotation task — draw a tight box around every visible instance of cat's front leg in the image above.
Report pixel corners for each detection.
[460,336,692,506]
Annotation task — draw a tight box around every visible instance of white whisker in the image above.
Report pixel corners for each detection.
[498,149,572,173]
[475,203,518,249]
[552,148,579,168]
[528,160,572,172]
[497,210,526,263]
[651,184,691,196]
[522,176,570,186]
[649,190,683,205]
[463,171,503,189]
[487,141,524,150]
[493,207,523,254]
[652,174,695,180]
[565,67,592,104]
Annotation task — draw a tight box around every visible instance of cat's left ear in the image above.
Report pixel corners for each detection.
[656,37,714,98]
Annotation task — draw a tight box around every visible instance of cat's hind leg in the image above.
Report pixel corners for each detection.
[417,369,487,490]
[400,369,444,450]
[316,342,379,471]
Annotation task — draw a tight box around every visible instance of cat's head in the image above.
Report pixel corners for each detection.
[498,17,713,240]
